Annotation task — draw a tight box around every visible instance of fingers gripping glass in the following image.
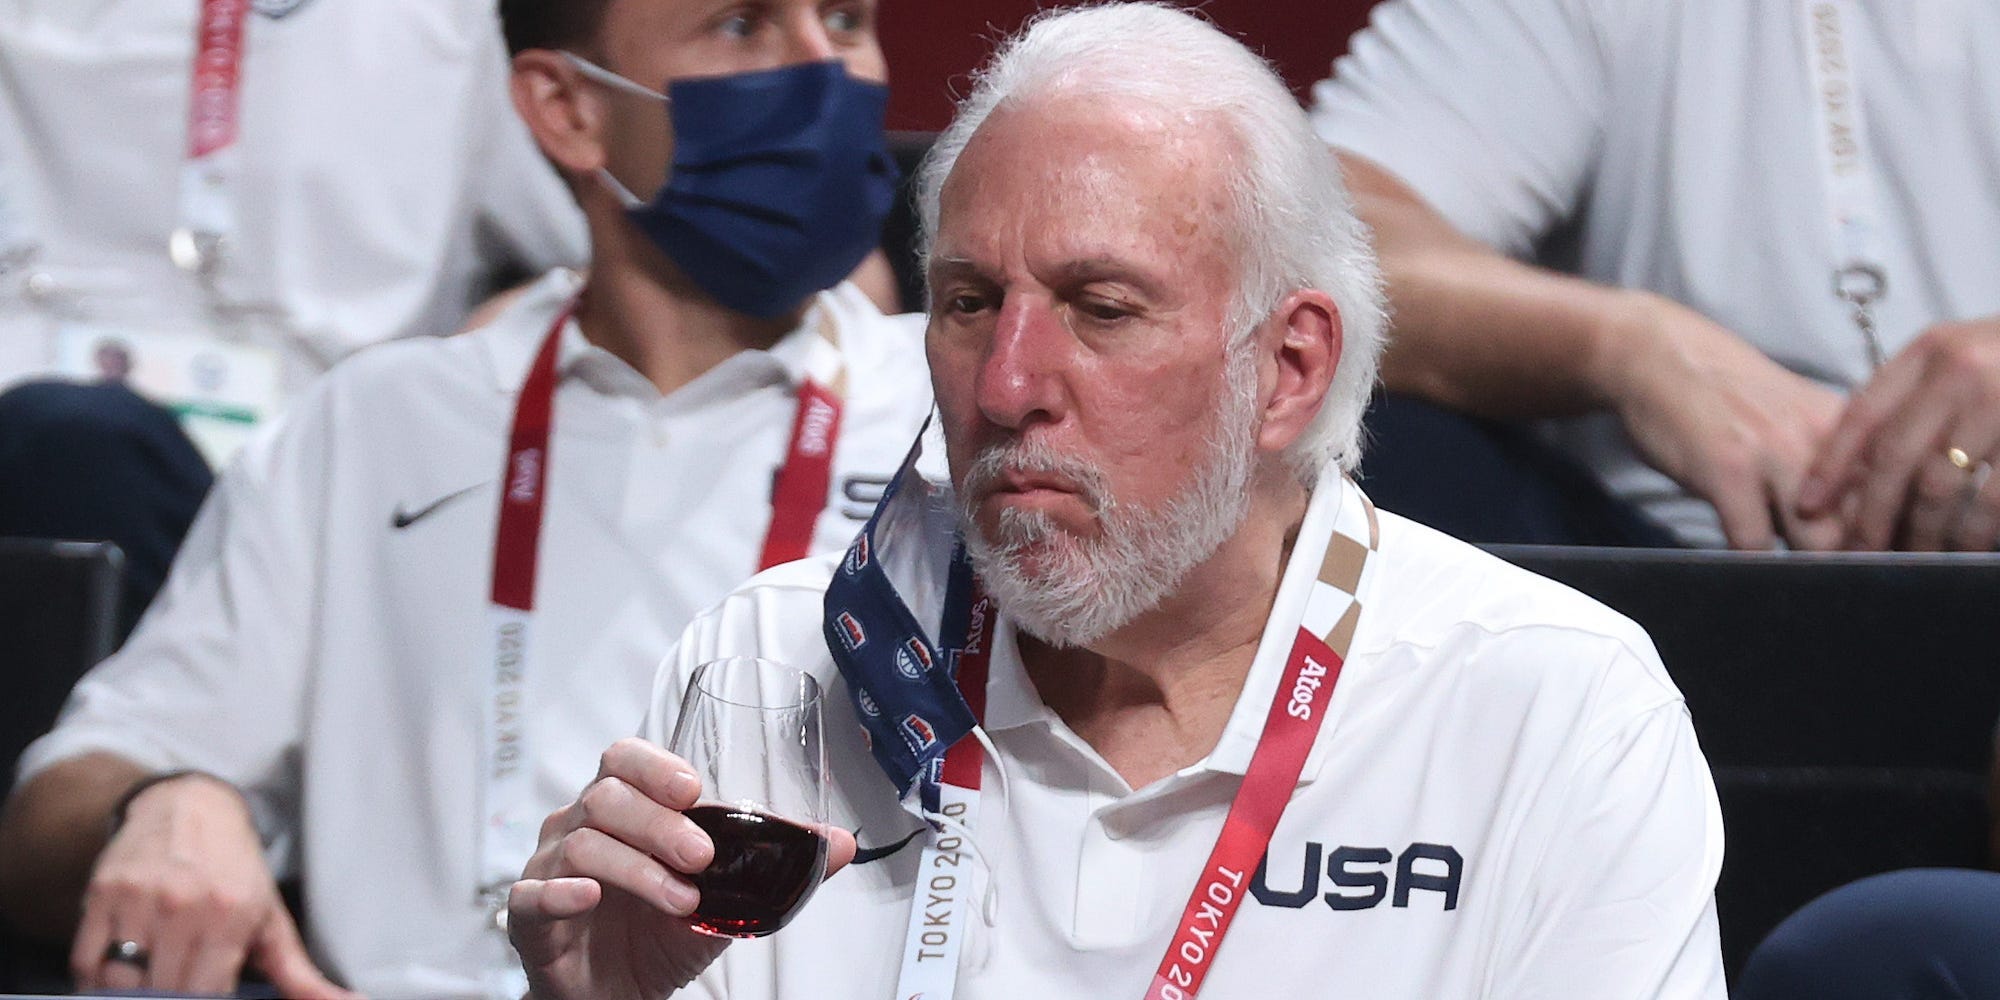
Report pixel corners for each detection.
[668,657,830,938]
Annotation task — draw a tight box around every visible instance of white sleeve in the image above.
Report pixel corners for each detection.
[15,395,333,845]
[1309,0,1623,257]
[1492,677,1728,999]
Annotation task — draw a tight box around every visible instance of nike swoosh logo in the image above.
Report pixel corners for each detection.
[391,483,485,529]
[851,829,922,865]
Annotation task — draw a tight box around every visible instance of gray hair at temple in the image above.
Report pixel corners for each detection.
[913,2,1387,480]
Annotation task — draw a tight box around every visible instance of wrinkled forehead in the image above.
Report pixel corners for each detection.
[932,96,1243,274]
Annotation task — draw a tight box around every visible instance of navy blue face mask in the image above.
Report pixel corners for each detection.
[568,56,900,318]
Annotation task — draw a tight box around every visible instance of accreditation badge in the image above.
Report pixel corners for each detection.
[52,323,283,468]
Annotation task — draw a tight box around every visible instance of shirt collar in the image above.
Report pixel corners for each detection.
[478,269,848,398]
[1202,469,1367,783]
[980,618,1059,733]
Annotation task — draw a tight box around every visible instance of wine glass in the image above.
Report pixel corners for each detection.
[666,656,830,938]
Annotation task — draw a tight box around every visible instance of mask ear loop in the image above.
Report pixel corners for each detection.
[561,52,671,103]
[591,168,649,210]
[969,726,1009,930]
[558,53,668,211]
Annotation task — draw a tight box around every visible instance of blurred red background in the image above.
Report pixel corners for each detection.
[877,0,1384,131]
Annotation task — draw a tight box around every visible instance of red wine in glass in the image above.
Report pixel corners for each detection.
[683,804,830,937]
[667,657,831,939]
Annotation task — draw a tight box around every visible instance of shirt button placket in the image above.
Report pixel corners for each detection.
[1072,797,1144,947]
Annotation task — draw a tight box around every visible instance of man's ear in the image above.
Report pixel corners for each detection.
[1254,289,1343,457]
[509,49,608,177]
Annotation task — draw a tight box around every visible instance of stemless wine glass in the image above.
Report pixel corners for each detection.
[666,655,830,938]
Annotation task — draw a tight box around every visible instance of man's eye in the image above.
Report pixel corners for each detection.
[1074,298,1132,323]
[933,287,994,316]
[823,6,862,33]
[718,12,757,38]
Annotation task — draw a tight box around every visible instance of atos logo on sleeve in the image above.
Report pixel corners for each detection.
[1250,841,1463,913]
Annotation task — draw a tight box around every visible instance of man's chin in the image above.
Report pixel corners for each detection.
[974,539,1065,583]
[982,491,1098,534]
[965,532,1081,595]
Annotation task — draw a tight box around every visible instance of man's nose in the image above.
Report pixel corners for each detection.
[782,15,840,64]
[975,297,1069,431]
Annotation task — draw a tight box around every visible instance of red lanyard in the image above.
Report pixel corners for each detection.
[186,0,250,159]
[758,380,843,570]
[1146,627,1344,1000]
[479,299,844,910]
[172,0,252,275]
[490,306,568,609]
[493,300,844,609]
[941,588,995,790]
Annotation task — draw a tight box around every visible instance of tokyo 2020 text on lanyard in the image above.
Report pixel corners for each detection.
[862,484,1379,1000]
[476,295,847,919]
[1802,0,1892,370]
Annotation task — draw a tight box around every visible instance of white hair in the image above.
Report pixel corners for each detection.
[914,2,1387,479]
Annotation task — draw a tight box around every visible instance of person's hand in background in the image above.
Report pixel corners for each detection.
[1801,315,2000,550]
[72,772,355,998]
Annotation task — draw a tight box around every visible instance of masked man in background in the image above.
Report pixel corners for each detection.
[0,0,926,996]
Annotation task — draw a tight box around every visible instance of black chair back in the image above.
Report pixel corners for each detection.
[0,536,122,798]
[0,536,122,992]
[1486,545,2000,980]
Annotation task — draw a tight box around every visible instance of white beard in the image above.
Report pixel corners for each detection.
[955,342,1260,648]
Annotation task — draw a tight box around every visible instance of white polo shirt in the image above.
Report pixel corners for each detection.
[644,473,1728,999]
[1312,0,2000,545]
[19,269,933,999]
[0,0,586,387]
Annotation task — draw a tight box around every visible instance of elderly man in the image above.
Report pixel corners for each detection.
[508,5,1726,998]
[0,0,925,996]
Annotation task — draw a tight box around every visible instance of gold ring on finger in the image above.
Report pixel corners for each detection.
[1947,446,1974,471]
